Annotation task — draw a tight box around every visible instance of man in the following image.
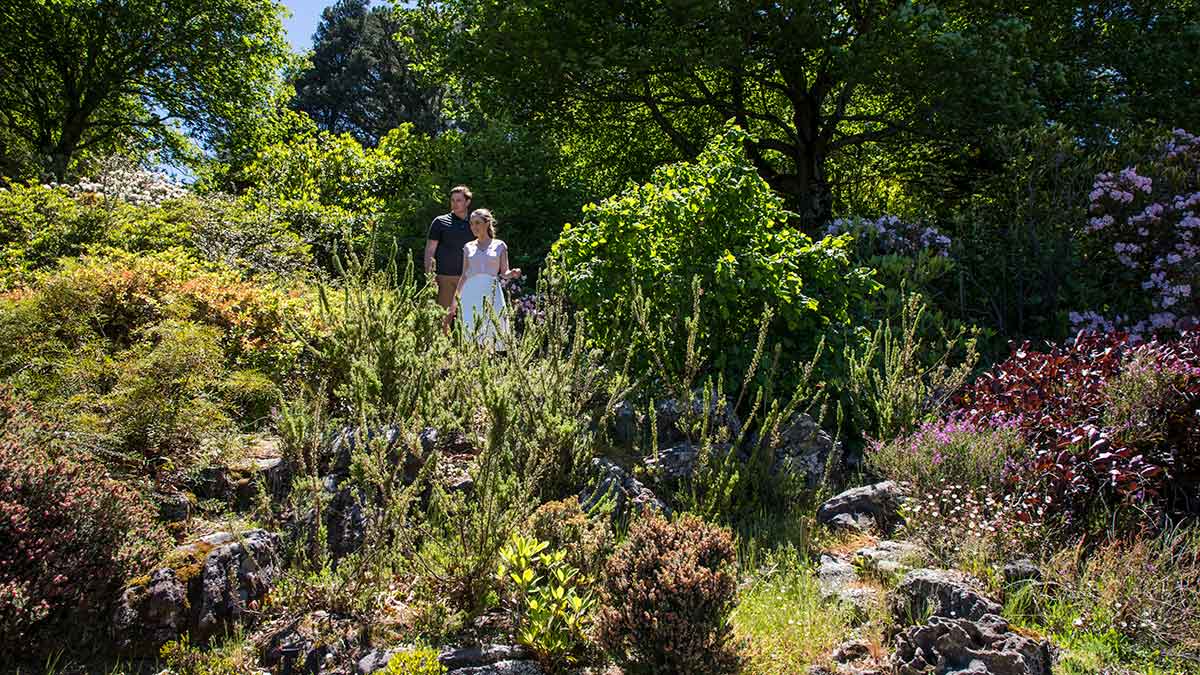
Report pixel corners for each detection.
[424,185,476,310]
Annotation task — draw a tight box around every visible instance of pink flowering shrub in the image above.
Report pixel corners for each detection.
[0,390,168,656]
[868,417,1024,497]
[500,275,546,328]
[1074,129,1200,339]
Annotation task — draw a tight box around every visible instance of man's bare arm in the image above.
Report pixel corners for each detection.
[423,239,438,275]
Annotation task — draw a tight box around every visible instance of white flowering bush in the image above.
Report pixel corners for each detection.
[1073,129,1200,340]
[51,156,189,207]
[899,484,1046,569]
[826,214,952,258]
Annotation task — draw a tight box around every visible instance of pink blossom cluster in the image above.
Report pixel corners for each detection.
[826,214,952,257]
[1073,129,1200,340]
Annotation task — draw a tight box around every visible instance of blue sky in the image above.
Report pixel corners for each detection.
[281,0,332,53]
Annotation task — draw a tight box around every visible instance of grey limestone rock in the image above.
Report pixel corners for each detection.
[817,481,906,534]
[891,568,1003,625]
[113,529,280,655]
[892,613,1054,675]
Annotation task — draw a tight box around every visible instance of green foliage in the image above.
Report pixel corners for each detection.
[0,180,313,286]
[524,498,613,582]
[731,547,854,675]
[239,115,585,276]
[497,533,595,669]
[421,0,1060,223]
[300,249,449,424]
[158,633,255,675]
[0,0,292,179]
[1007,527,1200,672]
[547,125,877,391]
[284,249,626,637]
[100,319,231,463]
[0,249,310,477]
[244,126,447,267]
[383,647,447,675]
[944,125,1108,348]
[407,442,534,616]
[595,512,741,675]
[0,183,180,286]
[843,292,979,442]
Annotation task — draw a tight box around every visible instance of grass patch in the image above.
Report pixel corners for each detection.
[732,547,853,674]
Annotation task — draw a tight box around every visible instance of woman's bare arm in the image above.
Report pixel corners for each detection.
[499,242,521,279]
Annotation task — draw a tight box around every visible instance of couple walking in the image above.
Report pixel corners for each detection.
[424,185,521,347]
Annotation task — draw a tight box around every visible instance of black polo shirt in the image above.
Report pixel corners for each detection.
[427,212,474,276]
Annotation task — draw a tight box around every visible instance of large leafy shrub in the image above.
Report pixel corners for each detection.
[0,390,168,657]
[595,512,741,674]
[0,249,312,475]
[545,125,877,389]
[953,331,1200,535]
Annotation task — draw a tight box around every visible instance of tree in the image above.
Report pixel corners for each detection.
[0,0,290,181]
[411,0,1200,226]
[291,0,442,145]
[414,0,1049,225]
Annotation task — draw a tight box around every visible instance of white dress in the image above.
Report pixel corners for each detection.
[458,238,510,348]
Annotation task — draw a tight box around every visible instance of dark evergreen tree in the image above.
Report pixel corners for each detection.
[291,0,442,145]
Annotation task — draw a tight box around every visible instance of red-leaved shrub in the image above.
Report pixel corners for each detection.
[953,331,1200,534]
[0,390,168,656]
[594,512,741,674]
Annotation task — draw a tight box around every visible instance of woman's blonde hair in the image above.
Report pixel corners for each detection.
[469,208,496,238]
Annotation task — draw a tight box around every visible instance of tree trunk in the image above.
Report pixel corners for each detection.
[761,142,833,228]
[48,116,86,181]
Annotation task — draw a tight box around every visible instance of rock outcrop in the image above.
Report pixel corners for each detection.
[192,436,290,511]
[358,644,540,675]
[579,457,669,521]
[854,540,927,579]
[817,481,906,534]
[891,568,1003,625]
[892,613,1054,675]
[768,412,842,487]
[114,529,280,655]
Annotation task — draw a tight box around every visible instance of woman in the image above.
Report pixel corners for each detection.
[451,209,521,348]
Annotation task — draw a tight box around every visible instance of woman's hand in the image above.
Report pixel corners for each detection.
[504,268,522,280]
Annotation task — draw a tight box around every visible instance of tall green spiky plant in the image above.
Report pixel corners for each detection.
[844,290,979,443]
[633,276,830,527]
